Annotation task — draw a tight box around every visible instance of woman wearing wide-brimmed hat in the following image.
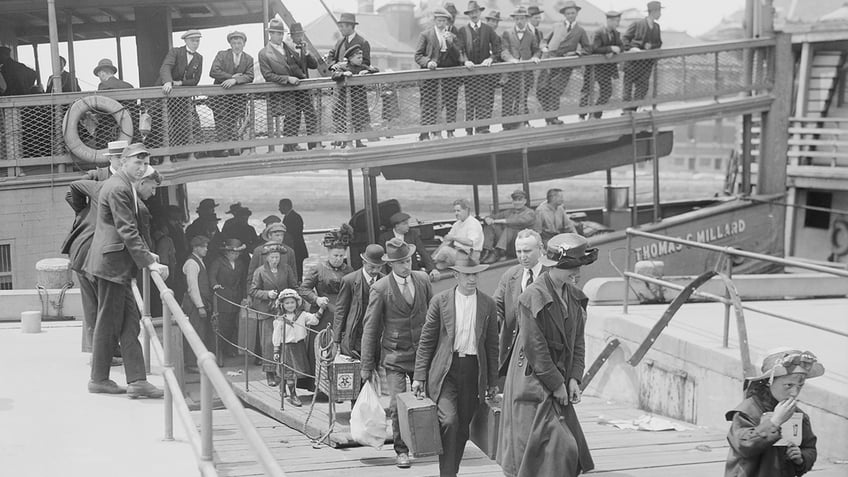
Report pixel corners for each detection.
[498,233,597,477]
[209,238,248,358]
[249,243,298,386]
[724,349,824,477]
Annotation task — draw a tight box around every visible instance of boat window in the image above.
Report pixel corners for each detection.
[0,243,12,290]
[804,191,832,230]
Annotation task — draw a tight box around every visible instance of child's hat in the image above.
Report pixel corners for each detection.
[277,288,302,306]
[343,44,363,59]
[747,348,825,383]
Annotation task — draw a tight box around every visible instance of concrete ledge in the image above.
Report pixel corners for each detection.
[585,273,848,305]
[0,288,83,321]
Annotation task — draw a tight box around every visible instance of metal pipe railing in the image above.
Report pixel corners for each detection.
[134,268,286,477]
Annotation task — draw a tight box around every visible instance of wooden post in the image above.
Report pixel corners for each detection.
[741,114,752,194]
[362,168,378,244]
[347,169,356,217]
[489,154,499,214]
[521,148,530,202]
[134,6,171,87]
[46,0,62,93]
[758,33,791,196]
[115,32,124,79]
[65,12,76,89]
[472,184,480,217]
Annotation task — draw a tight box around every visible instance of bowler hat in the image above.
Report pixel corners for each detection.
[226,202,252,217]
[338,12,358,25]
[361,244,386,266]
[432,7,452,19]
[510,189,527,200]
[104,140,128,157]
[197,198,219,212]
[261,223,287,241]
[746,349,825,384]
[289,22,305,35]
[382,237,416,262]
[263,215,282,226]
[227,31,247,42]
[559,1,581,14]
[262,242,286,255]
[510,6,529,17]
[122,142,149,158]
[485,10,501,21]
[93,58,118,76]
[527,6,544,16]
[220,238,246,251]
[449,250,489,274]
[647,1,664,11]
[389,212,411,226]
[344,44,363,59]
[538,233,598,268]
[181,30,202,40]
[268,17,286,33]
[605,10,622,18]
[443,2,459,18]
[464,0,485,15]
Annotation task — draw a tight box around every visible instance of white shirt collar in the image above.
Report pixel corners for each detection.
[346,33,357,43]
[362,267,376,283]
[393,230,405,240]
[392,272,409,286]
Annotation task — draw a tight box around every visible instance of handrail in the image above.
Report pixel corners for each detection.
[133,268,286,477]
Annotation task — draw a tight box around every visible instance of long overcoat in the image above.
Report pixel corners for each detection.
[497,272,594,477]
[333,268,384,358]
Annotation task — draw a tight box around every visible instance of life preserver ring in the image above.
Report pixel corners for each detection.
[831,219,848,257]
[63,95,133,164]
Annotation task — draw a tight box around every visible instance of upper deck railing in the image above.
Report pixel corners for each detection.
[0,38,775,179]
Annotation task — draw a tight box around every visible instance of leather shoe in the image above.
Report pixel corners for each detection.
[127,380,164,399]
[396,453,411,468]
[88,379,127,394]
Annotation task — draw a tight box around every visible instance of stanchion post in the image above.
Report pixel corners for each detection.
[623,230,632,314]
[244,310,250,392]
[722,254,732,348]
[279,313,286,411]
[142,269,151,373]
[201,368,213,464]
[162,294,174,441]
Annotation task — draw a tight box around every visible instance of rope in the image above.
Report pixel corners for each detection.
[302,326,338,447]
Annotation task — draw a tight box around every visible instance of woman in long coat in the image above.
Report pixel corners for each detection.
[497,233,597,477]
[299,225,354,386]
[249,243,298,386]
[209,238,247,358]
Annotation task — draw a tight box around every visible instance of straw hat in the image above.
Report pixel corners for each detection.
[181,30,202,40]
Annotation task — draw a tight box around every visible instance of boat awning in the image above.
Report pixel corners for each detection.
[380,130,674,185]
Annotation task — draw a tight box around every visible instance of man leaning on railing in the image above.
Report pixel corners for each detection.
[414,7,463,141]
[622,1,663,112]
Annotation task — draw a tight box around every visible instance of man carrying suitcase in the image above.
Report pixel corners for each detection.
[412,251,499,477]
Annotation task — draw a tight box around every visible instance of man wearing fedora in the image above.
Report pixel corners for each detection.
[584,11,624,119]
[480,189,536,264]
[221,202,259,254]
[457,1,501,136]
[493,229,545,381]
[185,198,221,244]
[259,18,323,152]
[501,6,542,130]
[412,251,499,477]
[484,10,502,31]
[94,57,134,149]
[622,1,663,112]
[414,7,463,141]
[84,142,168,398]
[378,212,438,280]
[327,13,371,69]
[209,238,248,358]
[527,6,545,46]
[209,31,254,157]
[157,30,203,154]
[536,0,592,125]
[361,238,434,468]
[333,244,385,360]
[498,233,596,477]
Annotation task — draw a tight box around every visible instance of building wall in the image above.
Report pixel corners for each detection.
[0,183,74,290]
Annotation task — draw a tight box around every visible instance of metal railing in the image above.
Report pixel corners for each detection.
[622,228,848,344]
[132,268,286,477]
[0,38,774,177]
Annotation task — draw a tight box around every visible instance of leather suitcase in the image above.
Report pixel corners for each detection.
[469,394,502,460]
[396,391,443,457]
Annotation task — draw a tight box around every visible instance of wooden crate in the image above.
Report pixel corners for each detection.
[396,391,443,457]
[318,353,361,401]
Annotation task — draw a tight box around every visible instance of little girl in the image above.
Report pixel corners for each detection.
[725,348,824,477]
[272,289,322,407]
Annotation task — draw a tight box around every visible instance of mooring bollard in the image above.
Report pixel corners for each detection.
[21,311,42,333]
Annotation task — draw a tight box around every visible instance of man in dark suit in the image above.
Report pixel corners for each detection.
[527,6,545,46]
[493,229,545,379]
[536,1,592,125]
[0,46,37,96]
[414,7,463,141]
[157,30,203,152]
[278,198,308,280]
[412,252,498,477]
[458,1,500,135]
[378,212,438,280]
[501,6,541,130]
[93,60,135,148]
[327,13,371,68]
[333,244,384,359]
[46,56,80,93]
[361,238,434,469]
[622,1,663,111]
[94,58,132,91]
[581,11,624,119]
[209,30,254,157]
[259,19,323,152]
[83,143,169,398]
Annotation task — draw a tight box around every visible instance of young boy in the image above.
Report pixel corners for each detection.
[331,44,379,148]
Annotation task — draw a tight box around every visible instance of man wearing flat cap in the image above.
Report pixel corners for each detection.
[414,7,463,141]
[457,1,501,136]
[622,1,663,111]
[333,243,385,359]
[378,211,438,280]
[537,0,592,125]
[209,31,254,157]
[583,11,624,119]
[327,13,371,69]
[157,30,203,154]
[361,238,434,469]
[481,189,536,264]
[498,233,597,477]
[412,251,499,477]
